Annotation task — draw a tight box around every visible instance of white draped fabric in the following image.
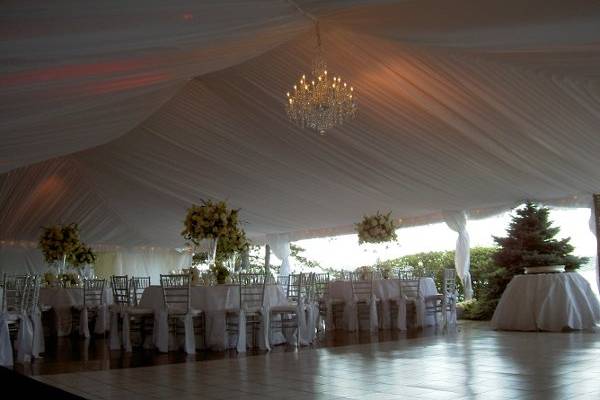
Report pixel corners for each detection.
[443,211,473,300]
[1,1,600,257]
[266,234,292,276]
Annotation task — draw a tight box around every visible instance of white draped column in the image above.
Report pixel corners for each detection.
[590,195,600,293]
[266,233,292,277]
[443,210,473,300]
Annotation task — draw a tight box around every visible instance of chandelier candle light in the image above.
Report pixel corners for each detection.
[285,22,357,134]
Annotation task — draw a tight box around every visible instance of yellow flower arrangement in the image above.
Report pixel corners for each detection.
[38,223,81,264]
[181,200,240,244]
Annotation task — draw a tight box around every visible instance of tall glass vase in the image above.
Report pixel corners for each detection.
[207,237,218,266]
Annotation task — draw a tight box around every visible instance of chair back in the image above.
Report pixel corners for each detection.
[351,271,374,301]
[160,274,191,312]
[287,273,310,304]
[24,275,41,314]
[2,274,29,313]
[443,269,457,297]
[111,275,130,305]
[311,273,330,301]
[238,272,266,312]
[398,270,420,300]
[130,276,151,306]
[83,279,106,307]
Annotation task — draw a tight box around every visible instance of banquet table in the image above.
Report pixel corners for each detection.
[138,284,290,350]
[327,277,439,329]
[39,287,113,336]
[491,272,600,331]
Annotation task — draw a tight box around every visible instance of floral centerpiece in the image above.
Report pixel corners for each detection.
[355,211,398,244]
[69,243,96,267]
[182,199,250,284]
[39,223,81,265]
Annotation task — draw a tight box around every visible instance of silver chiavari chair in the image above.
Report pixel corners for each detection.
[425,269,457,329]
[112,275,154,348]
[129,276,151,306]
[268,272,305,347]
[226,272,267,349]
[396,269,421,328]
[160,274,205,351]
[1,274,30,339]
[350,271,380,330]
[72,278,106,336]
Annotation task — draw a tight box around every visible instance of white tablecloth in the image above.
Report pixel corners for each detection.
[39,287,113,336]
[327,278,439,329]
[491,272,600,331]
[139,284,290,350]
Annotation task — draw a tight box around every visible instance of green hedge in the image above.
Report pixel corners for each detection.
[376,247,497,303]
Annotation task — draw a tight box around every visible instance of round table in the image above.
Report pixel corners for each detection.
[327,277,439,329]
[39,287,113,336]
[139,284,290,350]
[491,272,600,331]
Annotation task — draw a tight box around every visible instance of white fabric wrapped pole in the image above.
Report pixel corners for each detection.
[589,195,600,293]
[266,233,292,277]
[0,314,14,367]
[444,210,473,300]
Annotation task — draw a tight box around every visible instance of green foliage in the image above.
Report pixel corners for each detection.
[376,247,497,302]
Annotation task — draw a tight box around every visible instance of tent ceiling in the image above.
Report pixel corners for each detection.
[1,0,600,247]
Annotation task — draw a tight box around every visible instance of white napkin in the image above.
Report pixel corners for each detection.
[0,313,14,367]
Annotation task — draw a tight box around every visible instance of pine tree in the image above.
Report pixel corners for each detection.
[482,202,588,310]
[493,202,586,273]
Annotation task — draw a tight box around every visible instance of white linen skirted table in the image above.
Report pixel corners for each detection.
[39,287,113,336]
[491,272,600,331]
[138,284,293,351]
[327,278,439,330]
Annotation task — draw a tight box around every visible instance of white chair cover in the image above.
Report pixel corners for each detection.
[109,308,121,350]
[154,309,169,353]
[369,294,379,333]
[80,307,90,338]
[259,306,270,351]
[122,310,132,352]
[94,305,108,334]
[415,295,426,328]
[297,300,308,346]
[16,312,33,363]
[395,296,407,331]
[325,299,334,330]
[0,313,13,367]
[183,311,195,354]
[236,309,246,353]
[31,305,44,358]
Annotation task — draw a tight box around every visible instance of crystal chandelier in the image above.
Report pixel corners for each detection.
[285,23,357,134]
